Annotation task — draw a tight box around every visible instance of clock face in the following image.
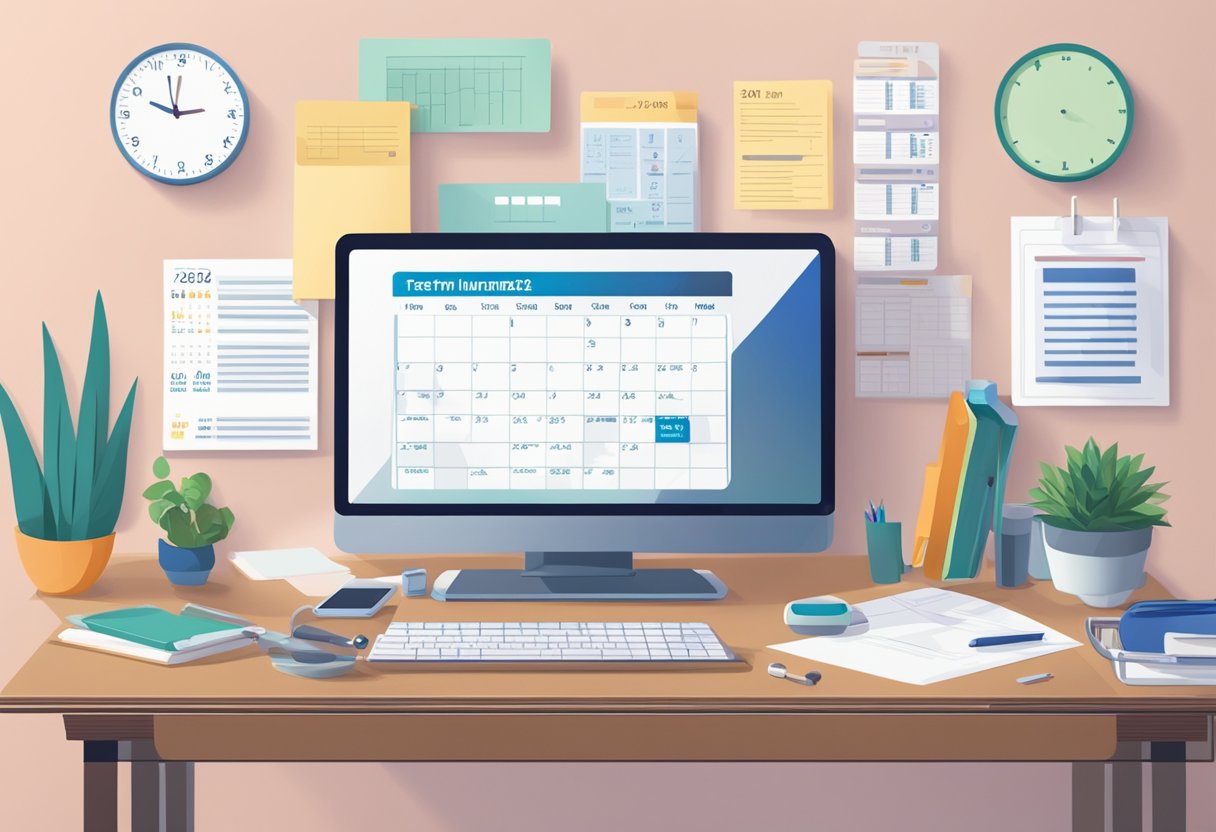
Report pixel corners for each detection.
[995,43,1133,182]
[110,43,249,185]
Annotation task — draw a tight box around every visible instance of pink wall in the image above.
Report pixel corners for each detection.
[0,0,1212,828]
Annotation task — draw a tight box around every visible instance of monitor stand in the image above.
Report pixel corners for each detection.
[431,551,727,601]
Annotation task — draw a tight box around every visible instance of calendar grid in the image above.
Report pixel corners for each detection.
[393,309,729,491]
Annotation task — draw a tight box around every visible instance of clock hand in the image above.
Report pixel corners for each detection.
[175,75,183,111]
[149,100,176,116]
[167,75,176,109]
[177,108,206,116]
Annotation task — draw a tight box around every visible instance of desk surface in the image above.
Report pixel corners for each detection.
[2,553,1213,716]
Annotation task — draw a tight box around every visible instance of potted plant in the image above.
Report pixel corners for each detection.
[1028,438,1169,608]
[143,456,235,586]
[0,293,138,595]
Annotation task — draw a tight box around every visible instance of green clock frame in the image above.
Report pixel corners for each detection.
[994,43,1134,183]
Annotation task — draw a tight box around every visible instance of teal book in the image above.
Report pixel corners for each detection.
[439,183,608,233]
[70,606,242,652]
[942,382,1018,580]
[359,38,551,133]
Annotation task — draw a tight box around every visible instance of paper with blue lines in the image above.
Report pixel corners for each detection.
[1011,215,1169,406]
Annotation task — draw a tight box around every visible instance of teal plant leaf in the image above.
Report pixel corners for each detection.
[41,325,77,538]
[0,383,52,538]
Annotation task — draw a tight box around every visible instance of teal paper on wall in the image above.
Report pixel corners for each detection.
[360,38,551,133]
[438,183,609,233]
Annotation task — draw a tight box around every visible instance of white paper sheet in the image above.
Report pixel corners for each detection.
[1011,215,1169,406]
[229,547,347,581]
[164,259,319,449]
[769,588,1079,686]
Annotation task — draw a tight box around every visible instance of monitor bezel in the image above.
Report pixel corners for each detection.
[335,232,835,517]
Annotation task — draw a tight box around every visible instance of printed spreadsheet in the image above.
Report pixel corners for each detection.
[391,278,731,491]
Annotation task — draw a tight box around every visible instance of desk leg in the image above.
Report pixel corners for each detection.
[131,742,194,832]
[1149,742,1186,832]
[1072,762,1105,832]
[83,742,118,832]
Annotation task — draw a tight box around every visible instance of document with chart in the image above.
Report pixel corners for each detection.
[359,38,551,132]
[345,248,825,507]
[855,275,971,398]
[1012,215,1169,406]
[163,259,319,450]
[580,91,699,231]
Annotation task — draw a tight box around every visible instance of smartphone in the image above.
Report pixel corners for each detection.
[314,579,396,618]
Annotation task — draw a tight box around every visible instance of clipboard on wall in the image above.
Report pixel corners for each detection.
[1012,197,1169,406]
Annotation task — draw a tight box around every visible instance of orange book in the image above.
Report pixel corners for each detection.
[914,392,974,580]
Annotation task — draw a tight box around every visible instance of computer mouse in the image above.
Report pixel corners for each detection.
[784,595,852,636]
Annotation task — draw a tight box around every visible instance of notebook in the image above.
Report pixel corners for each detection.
[57,627,252,666]
[69,605,244,651]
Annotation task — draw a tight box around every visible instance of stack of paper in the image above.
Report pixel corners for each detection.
[770,588,1079,686]
[230,547,352,596]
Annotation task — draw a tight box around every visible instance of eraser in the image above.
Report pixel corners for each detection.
[401,568,427,597]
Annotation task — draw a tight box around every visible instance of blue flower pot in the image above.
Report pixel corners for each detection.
[158,540,215,586]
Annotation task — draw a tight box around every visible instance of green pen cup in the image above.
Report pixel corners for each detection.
[865,521,904,584]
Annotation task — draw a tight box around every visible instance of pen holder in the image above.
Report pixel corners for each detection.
[865,522,904,585]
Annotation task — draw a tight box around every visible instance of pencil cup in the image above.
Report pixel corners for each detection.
[865,522,904,584]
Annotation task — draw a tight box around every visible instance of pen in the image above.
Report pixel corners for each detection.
[969,632,1045,648]
[1016,672,1053,685]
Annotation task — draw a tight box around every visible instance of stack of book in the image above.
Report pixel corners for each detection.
[913,380,1019,580]
[58,605,254,665]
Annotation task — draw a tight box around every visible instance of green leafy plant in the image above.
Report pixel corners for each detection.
[143,456,235,549]
[0,293,138,541]
[1029,437,1170,532]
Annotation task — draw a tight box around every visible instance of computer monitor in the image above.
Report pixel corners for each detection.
[335,233,835,600]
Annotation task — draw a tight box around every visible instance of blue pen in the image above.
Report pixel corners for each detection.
[969,632,1045,648]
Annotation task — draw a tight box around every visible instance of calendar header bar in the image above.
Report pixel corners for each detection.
[392,271,732,297]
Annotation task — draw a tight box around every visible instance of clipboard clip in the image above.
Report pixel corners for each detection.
[1070,195,1120,241]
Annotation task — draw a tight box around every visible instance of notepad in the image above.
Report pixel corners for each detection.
[733,80,833,210]
[292,101,411,299]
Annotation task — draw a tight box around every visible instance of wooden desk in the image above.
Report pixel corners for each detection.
[2,554,1212,832]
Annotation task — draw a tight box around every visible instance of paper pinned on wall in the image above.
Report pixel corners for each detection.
[580,91,699,231]
[855,275,971,398]
[293,100,411,300]
[439,183,609,232]
[359,38,552,133]
[853,42,939,272]
[163,259,318,450]
[733,80,833,210]
[1012,210,1169,406]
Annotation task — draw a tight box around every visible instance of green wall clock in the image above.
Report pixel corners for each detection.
[995,43,1133,182]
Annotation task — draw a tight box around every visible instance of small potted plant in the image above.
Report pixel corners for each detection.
[1028,438,1169,608]
[0,293,138,595]
[143,456,235,586]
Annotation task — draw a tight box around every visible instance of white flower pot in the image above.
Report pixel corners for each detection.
[1041,524,1152,608]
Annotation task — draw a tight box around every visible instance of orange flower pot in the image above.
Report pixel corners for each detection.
[14,528,115,595]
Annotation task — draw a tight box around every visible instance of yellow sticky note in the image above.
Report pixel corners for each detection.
[293,101,411,299]
[733,81,833,210]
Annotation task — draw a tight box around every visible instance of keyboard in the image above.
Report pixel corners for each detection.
[367,621,737,664]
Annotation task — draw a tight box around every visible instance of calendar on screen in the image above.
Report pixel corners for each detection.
[391,272,731,491]
[345,247,825,508]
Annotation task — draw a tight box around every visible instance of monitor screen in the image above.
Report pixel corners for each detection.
[337,234,833,516]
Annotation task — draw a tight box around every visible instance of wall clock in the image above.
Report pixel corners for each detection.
[110,43,249,185]
[994,43,1133,182]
